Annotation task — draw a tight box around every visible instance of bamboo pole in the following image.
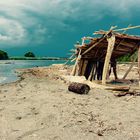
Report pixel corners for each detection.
[78,59,84,76]
[122,52,138,79]
[88,64,95,81]
[81,36,106,56]
[82,26,116,56]
[81,60,88,76]
[82,37,85,45]
[102,34,116,85]
[71,49,81,76]
[113,25,140,32]
[64,53,75,65]
[71,57,76,62]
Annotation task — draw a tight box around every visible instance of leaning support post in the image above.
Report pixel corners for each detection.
[102,34,116,85]
[138,46,140,86]
[71,49,81,76]
[122,52,138,79]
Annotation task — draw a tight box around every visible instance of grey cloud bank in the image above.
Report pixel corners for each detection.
[0,0,139,56]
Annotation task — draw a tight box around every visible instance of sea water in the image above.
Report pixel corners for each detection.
[0,60,65,84]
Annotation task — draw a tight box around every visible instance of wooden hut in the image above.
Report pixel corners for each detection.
[71,26,140,85]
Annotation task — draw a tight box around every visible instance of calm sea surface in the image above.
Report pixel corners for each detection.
[0,60,65,84]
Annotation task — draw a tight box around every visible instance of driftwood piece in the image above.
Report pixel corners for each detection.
[114,92,134,97]
[106,86,130,92]
[68,82,90,94]
[115,91,140,97]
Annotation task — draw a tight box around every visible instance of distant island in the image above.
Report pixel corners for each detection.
[24,52,36,58]
[0,50,68,60]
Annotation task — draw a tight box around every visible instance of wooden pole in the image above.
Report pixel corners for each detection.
[102,34,116,85]
[122,52,138,79]
[81,36,106,56]
[64,53,75,65]
[138,46,140,86]
[113,25,140,32]
[82,26,116,56]
[71,49,81,76]
[82,37,85,45]
[81,60,88,76]
[88,64,95,81]
[78,59,84,76]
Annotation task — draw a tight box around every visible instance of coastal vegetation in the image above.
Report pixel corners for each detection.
[0,50,68,60]
[0,50,9,60]
[24,52,35,57]
[117,51,137,62]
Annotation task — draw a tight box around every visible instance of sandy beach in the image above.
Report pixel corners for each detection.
[0,64,140,140]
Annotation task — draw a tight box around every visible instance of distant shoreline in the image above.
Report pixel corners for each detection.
[9,57,69,60]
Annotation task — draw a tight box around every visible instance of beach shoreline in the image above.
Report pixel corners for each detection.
[0,64,140,140]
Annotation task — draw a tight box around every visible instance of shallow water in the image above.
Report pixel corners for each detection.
[0,60,65,84]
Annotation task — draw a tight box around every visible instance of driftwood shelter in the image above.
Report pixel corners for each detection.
[71,26,140,85]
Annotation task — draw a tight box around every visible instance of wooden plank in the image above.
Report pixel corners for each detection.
[106,86,130,92]
[102,34,116,85]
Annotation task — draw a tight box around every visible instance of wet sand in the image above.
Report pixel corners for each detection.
[0,64,140,140]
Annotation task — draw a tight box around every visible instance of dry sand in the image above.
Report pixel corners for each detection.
[0,64,140,140]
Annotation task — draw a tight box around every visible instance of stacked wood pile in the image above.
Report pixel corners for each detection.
[71,25,140,85]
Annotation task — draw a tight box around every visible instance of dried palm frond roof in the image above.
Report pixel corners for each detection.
[75,26,140,61]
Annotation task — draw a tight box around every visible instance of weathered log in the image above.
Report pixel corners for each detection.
[68,82,90,94]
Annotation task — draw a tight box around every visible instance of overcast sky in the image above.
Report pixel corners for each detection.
[0,0,140,57]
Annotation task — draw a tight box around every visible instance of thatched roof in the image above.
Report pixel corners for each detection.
[76,30,140,61]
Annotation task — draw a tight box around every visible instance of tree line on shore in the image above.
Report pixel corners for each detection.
[0,50,68,60]
[0,49,137,62]
[0,50,36,60]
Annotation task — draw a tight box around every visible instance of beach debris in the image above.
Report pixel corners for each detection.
[68,82,90,94]
[106,86,130,92]
[114,91,140,97]
[16,116,22,120]
[97,130,104,136]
